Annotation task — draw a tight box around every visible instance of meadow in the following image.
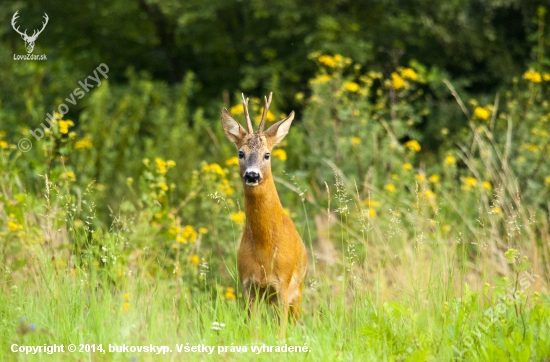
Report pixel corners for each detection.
[2,3,550,360]
[1,52,550,361]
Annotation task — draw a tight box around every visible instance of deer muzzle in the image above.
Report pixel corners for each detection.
[243,170,262,186]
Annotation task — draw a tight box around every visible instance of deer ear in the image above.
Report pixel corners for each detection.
[264,111,294,147]
[221,108,247,145]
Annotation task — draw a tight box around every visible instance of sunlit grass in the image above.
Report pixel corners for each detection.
[1,235,549,361]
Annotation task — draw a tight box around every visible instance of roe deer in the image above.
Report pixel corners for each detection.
[221,93,307,336]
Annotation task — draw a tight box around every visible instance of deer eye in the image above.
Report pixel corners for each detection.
[264,153,270,160]
[238,151,245,159]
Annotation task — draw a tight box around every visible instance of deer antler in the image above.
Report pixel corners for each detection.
[11,11,28,38]
[28,13,48,40]
[241,93,254,134]
[258,92,273,134]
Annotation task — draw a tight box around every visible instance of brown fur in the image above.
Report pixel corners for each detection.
[220,97,308,337]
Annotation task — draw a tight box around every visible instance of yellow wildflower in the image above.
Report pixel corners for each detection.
[344,82,360,92]
[463,177,477,188]
[254,110,276,124]
[523,69,542,83]
[312,74,332,84]
[58,120,74,134]
[226,156,239,166]
[424,190,436,199]
[391,72,406,90]
[159,182,169,191]
[415,174,426,182]
[272,149,287,161]
[429,175,439,183]
[444,155,456,165]
[199,227,208,234]
[368,71,383,79]
[368,209,377,217]
[8,221,23,232]
[74,138,92,149]
[123,302,130,313]
[405,140,421,152]
[225,287,236,300]
[544,176,550,186]
[318,55,337,68]
[218,179,234,196]
[182,225,198,242]
[264,109,276,122]
[230,211,245,225]
[0,141,8,149]
[351,137,361,145]
[403,163,413,170]
[155,158,167,174]
[167,160,176,168]
[385,184,396,192]
[364,200,381,207]
[61,119,74,128]
[473,107,491,120]
[492,207,502,215]
[482,181,492,190]
[223,186,234,196]
[65,171,75,181]
[190,255,200,265]
[543,73,550,81]
[229,104,244,115]
[202,163,226,176]
[400,68,418,81]
[124,293,130,301]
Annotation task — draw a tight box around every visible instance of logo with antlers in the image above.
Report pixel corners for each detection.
[11,11,49,54]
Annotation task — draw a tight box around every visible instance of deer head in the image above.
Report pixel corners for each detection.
[11,11,49,53]
[221,93,294,186]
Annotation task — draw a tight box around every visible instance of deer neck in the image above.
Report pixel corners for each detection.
[243,171,283,245]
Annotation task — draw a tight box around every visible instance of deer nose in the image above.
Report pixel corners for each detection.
[244,171,261,185]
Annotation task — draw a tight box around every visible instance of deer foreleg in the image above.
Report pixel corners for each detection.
[277,287,290,339]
